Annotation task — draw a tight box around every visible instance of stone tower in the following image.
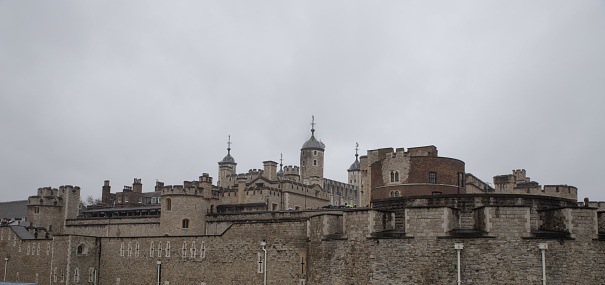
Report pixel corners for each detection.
[348,143,362,205]
[300,117,324,184]
[218,135,237,188]
[159,174,211,236]
[27,185,80,235]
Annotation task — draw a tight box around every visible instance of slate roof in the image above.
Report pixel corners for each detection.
[10,225,35,240]
[0,200,28,220]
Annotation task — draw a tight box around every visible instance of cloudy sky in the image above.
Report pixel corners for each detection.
[1,1,604,203]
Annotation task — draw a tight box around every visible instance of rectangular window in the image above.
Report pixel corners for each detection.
[190,242,196,258]
[138,197,142,203]
[150,241,155,257]
[120,243,124,257]
[117,196,122,203]
[166,241,171,257]
[200,242,205,259]
[257,252,264,273]
[116,278,120,285]
[128,243,132,257]
[135,242,140,257]
[429,172,437,184]
[124,196,129,203]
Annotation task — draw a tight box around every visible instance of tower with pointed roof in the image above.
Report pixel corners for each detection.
[348,143,362,206]
[300,116,325,184]
[218,135,237,188]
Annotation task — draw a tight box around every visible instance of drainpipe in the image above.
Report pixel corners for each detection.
[156,260,162,285]
[539,243,548,285]
[454,243,463,285]
[3,257,8,281]
[261,240,267,285]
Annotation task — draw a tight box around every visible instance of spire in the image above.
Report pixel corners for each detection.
[278,153,284,176]
[311,115,316,137]
[302,116,324,150]
[348,142,360,172]
[227,135,232,155]
[219,135,236,165]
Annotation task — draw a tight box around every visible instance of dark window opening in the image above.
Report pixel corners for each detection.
[429,172,437,184]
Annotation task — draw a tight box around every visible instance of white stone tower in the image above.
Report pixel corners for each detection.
[300,116,324,184]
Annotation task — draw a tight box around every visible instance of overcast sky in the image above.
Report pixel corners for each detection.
[1,1,604,203]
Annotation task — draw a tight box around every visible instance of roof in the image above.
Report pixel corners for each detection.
[301,129,325,151]
[0,200,28,220]
[219,153,236,164]
[10,225,35,240]
[348,157,360,171]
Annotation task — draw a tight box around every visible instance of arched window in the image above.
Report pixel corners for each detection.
[313,160,317,166]
[390,192,394,198]
[390,171,395,182]
[165,198,172,211]
[77,245,83,254]
[395,171,399,182]
[182,219,190,229]
[395,191,400,197]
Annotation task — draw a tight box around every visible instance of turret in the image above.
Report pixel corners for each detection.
[218,135,237,188]
[300,116,324,183]
[348,143,362,206]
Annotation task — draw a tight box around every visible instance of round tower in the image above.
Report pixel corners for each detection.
[300,116,324,184]
[218,135,237,188]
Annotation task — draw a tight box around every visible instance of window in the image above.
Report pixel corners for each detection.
[77,245,83,254]
[190,241,196,258]
[432,191,442,195]
[89,268,95,282]
[120,243,124,257]
[313,150,317,155]
[313,160,317,166]
[302,161,305,166]
[117,196,122,203]
[390,171,399,182]
[116,278,120,285]
[138,197,142,204]
[182,242,187,258]
[257,252,264,273]
[390,192,394,198]
[34,206,40,213]
[74,268,80,283]
[165,198,172,211]
[395,191,400,197]
[53,267,57,282]
[166,241,171,257]
[124,196,129,203]
[429,172,437,184]
[128,243,132,257]
[158,242,163,257]
[135,242,140,257]
[200,242,206,259]
[458,172,464,187]
[150,242,155,257]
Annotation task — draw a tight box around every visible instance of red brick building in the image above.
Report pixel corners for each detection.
[360,146,465,202]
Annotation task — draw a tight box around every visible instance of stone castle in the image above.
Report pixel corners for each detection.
[1,121,604,284]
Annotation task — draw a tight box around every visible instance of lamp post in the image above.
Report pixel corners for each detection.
[3,257,8,281]
[261,240,267,285]
[539,243,548,285]
[454,243,463,285]
[156,260,162,285]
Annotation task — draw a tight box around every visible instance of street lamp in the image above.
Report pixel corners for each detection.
[156,260,162,285]
[261,240,267,285]
[4,257,8,281]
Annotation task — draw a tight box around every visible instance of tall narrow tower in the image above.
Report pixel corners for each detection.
[348,142,362,206]
[218,135,237,188]
[300,116,325,184]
